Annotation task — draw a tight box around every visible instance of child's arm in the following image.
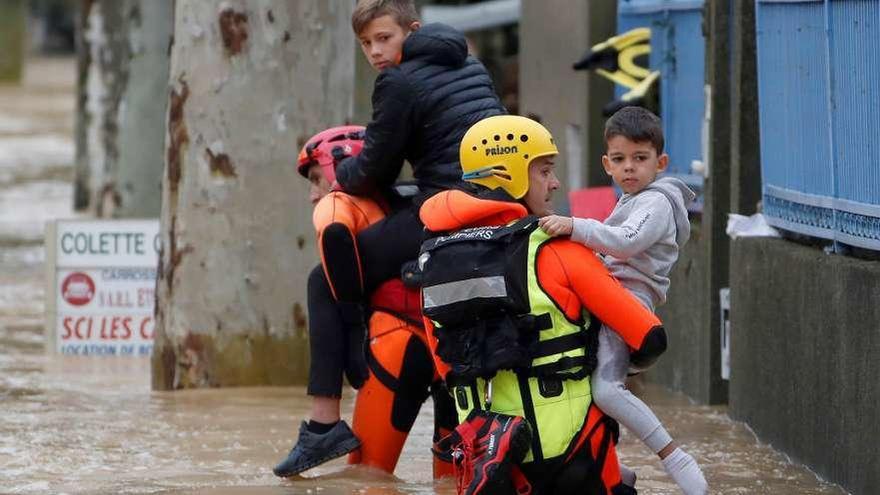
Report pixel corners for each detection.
[335,71,414,196]
[570,193,673,260]
[537,241,665,363]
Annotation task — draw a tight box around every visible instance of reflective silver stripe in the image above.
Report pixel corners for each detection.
[423,276,507,309]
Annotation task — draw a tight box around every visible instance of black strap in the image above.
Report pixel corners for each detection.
[525,317,601,380]
[528,355,591,380]
[585,313,601,333]
[582,315,600,375]
[366,349,399,392]
[517,372,543,462]
[370,305,423,328]
[594,415,615,483]
[606,414,621,445]
[444,373,470,388]
[368,342,434,404]
[420,215,539,253]
[470,381,483,410]
[516,312,553,333]
[529,332,586,359]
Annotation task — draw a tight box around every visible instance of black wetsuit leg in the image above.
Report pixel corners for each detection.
[305,265,346,397]
[306,202,423,397]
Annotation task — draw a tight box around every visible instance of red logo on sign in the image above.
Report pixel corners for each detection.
[62,272,95,306]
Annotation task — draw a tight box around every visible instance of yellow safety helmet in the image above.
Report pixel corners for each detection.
[460,115,558,199]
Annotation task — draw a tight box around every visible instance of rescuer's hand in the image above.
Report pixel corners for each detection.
[539,215,574,237]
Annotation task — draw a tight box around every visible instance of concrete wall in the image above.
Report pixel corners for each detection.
[729,237,880,495]
[652,225,716,401]
[519,0,614,208]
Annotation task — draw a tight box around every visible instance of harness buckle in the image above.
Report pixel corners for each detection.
[484,378,494,409]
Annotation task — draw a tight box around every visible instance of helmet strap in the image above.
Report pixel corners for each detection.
[462,165,501,180]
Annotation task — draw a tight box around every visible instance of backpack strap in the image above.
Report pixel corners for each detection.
[421,215,539,253]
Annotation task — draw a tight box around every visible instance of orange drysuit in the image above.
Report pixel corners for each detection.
[419,189,663,492]
[312,191,454,477]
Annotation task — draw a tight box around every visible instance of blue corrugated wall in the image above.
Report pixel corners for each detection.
[756,0,880,250]
[618,0,706,192]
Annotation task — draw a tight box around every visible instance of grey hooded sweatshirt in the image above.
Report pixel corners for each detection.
[571,176,695,310]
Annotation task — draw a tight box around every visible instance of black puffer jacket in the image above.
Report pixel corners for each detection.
[336,23,506,198]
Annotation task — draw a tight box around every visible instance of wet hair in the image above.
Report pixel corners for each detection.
[352,0,419,35]
[604,106,665,154]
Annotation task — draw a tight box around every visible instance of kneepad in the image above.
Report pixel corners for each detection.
[629,325,667,370]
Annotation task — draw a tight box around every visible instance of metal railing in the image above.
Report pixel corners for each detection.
[756,0,880,251]
[618,0,707,204]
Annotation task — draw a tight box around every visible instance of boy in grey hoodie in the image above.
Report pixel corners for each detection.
[539,106,708,495]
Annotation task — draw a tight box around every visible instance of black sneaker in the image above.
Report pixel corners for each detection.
[273,420,361,477]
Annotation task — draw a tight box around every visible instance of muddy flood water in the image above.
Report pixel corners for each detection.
[0,58,847,494]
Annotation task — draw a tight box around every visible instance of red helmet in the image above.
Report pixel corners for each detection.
[296,125,366,183]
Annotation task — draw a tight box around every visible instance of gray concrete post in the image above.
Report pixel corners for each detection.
[701,0,732,405]
[730,0,761,215]
[583,1,616,189]
[651,0,730,404]
[519,0,613,211]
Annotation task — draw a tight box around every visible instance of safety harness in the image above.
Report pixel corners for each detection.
[421,217,601,460]
[420,216,598,387]
[421,215,633,493]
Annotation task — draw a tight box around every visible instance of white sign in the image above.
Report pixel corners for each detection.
[56,220,160,267]
[719,287,730,380]
[46,220,160,356]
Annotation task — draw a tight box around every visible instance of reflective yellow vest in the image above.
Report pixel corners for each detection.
[444,227,596,463]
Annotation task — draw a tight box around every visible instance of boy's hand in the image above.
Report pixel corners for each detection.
[539,215,574,237]
[331,145,351,165]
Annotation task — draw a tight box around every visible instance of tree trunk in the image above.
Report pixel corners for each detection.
[115,0,173,218]
[152,0,355,390]
[73,0,129,214]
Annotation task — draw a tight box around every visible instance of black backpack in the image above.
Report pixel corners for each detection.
[419,216,556,383]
